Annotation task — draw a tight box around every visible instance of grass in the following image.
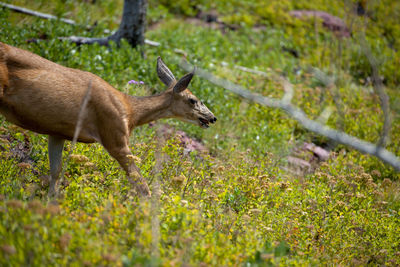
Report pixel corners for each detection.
[1,0,400,265]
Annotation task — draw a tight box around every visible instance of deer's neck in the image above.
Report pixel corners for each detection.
[127,92,173,127]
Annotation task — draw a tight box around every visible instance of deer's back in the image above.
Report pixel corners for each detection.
[0,42,129,143]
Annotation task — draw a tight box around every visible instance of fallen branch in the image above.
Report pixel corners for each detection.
[58,36,111,46]
[180,60,400,172]
[1,2,128,47]
[0,2,75,25]
[0,2,115,46]
[0,2,184,53]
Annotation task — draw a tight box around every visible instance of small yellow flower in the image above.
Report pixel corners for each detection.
[126,155,141,164]
[70,154,89,163]
[172,174,186,184]
[249,208,262,215]
[84,162,96,169]
[17,162,32,169]
[217,165,225,172]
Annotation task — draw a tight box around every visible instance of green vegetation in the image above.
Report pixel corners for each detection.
[1,0,400,265]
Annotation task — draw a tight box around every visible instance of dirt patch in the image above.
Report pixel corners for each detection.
[154,123,207,154]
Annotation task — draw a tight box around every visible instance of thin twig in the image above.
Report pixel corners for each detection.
[151,124,164,259]
[182,162,194,199]
[59,82,92,185]
[359,35,392,150]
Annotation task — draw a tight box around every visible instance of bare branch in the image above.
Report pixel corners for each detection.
[180,60,400,172]
[221,61,270,77]
[0,2,76,25]
[58,36,111,46]
[359,35,392,149]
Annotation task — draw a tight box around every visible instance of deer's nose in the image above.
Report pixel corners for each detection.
[210,117,217,123]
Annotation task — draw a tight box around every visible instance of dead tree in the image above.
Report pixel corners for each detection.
[1,0,147,47]
[61,0,148,47]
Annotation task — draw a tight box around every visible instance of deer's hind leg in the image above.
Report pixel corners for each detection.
[48,135,65,197]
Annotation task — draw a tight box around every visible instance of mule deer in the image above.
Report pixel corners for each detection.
[0,42,216,197]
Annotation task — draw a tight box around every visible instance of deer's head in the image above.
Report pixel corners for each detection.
[157,57,217,128]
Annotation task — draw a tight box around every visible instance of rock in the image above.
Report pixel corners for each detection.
[176,130,207,154]
[303,143,330,161]
[289,10,350,37]
[287,156,311,170]
[157,124,207,154]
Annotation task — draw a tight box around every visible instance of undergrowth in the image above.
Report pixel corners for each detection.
[1,0,400,265]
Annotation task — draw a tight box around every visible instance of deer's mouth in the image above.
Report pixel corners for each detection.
[198,117,210,128]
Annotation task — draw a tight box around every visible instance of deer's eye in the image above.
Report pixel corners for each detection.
[189,98,197,105]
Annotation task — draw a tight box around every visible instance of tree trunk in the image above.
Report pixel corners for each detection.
[109,0,147,47]
[60,0,147,48]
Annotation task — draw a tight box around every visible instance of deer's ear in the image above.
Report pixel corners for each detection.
[157,57,176,87]
[173,67,195,94]
[173,71,194,94]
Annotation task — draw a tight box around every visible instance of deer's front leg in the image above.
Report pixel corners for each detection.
[106,144,151,197]
[48,135,65,197]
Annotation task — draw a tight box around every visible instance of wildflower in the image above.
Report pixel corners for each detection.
[17,162,32,169]
[39,175,50,187]
[241,215,251,221]
[0,137,9,144]
[128,80,138,84]
[249,208,262,215]
[216,165,225,172]
[59,233,72,250]
[377,201,388,206]
[0,245,16,255]
[279,182,289,190]
[27,200,45,215]
[139,81,144,84]
[356,193,366,199]
[46,204,61,216]
[371,170,381,178]
[7,199,23,209]
[126,155,141,164]
[70,154,89,163]
[381,178,392,188]
[102,253,117,262]
[84,162,96,169]
[172,174,186,184]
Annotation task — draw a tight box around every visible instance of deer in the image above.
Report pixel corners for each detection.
[0,42,216,197]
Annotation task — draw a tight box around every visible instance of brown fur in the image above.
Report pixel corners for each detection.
[0,43,9,97]
[0,42,216,197]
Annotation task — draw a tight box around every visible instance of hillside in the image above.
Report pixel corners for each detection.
[1,0,400,265]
